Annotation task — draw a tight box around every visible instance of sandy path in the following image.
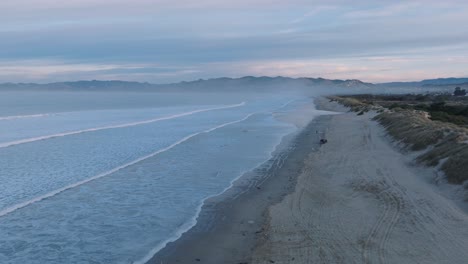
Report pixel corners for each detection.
[252,112,468,264]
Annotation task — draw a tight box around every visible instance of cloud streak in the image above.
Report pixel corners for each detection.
[1,0,467,83]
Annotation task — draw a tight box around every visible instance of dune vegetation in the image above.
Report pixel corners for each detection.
[330,94,468,184]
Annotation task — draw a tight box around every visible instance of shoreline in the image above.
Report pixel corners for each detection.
[252,100,468,263]
[149,96,468,264]
[148,99,337,263]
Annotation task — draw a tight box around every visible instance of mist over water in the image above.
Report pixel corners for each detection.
[0,90,323,263]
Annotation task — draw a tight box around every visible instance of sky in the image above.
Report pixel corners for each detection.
[1,0,467,84]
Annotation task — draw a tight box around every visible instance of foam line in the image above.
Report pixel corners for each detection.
[0,102,245,148]
[0,113,53,121]
[278,99,296,110]
[0,113,254,218]
[134,113,286,264]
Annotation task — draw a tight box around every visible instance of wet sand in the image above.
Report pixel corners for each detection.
[148,101,335,264]
[149,98,468,264]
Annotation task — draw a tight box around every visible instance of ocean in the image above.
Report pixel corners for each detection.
[0,90,318,263]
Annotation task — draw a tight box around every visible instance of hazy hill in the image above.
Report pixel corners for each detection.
[0,76,373,93]
[0,80,154,91]
[2,76,466,94]
[421,78,468,86]
[377,77,468,88]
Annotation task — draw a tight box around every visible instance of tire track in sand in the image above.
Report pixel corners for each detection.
[360,179,391,264]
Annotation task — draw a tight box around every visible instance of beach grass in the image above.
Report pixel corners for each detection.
[333,95,468,184]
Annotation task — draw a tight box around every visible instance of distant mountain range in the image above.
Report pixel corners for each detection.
[0,76,374,92]
[0,80,154,91]
[376,77,468,88]
[0,76,467,92]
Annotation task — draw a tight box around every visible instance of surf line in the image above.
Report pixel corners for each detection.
[0,102,246,149]
[0,113,255,218]
[0,113,54,121]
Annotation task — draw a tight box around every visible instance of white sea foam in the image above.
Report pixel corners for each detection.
[133,113,294,264]
[0,113,254,218]
[0,113,53,121]
[134,99,325,264]
[0,102,245,149]
[277,99,297,110]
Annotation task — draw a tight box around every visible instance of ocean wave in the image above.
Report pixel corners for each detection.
[0,102,245,149]
[0,113,54,121]
[0,112,254,218]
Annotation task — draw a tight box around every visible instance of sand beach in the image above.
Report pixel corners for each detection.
[150,98,468,264]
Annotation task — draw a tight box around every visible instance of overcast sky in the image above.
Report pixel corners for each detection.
[1,0,467,83]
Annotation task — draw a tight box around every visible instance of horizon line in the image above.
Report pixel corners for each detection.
[1,75,468,86]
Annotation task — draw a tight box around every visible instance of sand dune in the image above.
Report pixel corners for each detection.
[252,108,468,263]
